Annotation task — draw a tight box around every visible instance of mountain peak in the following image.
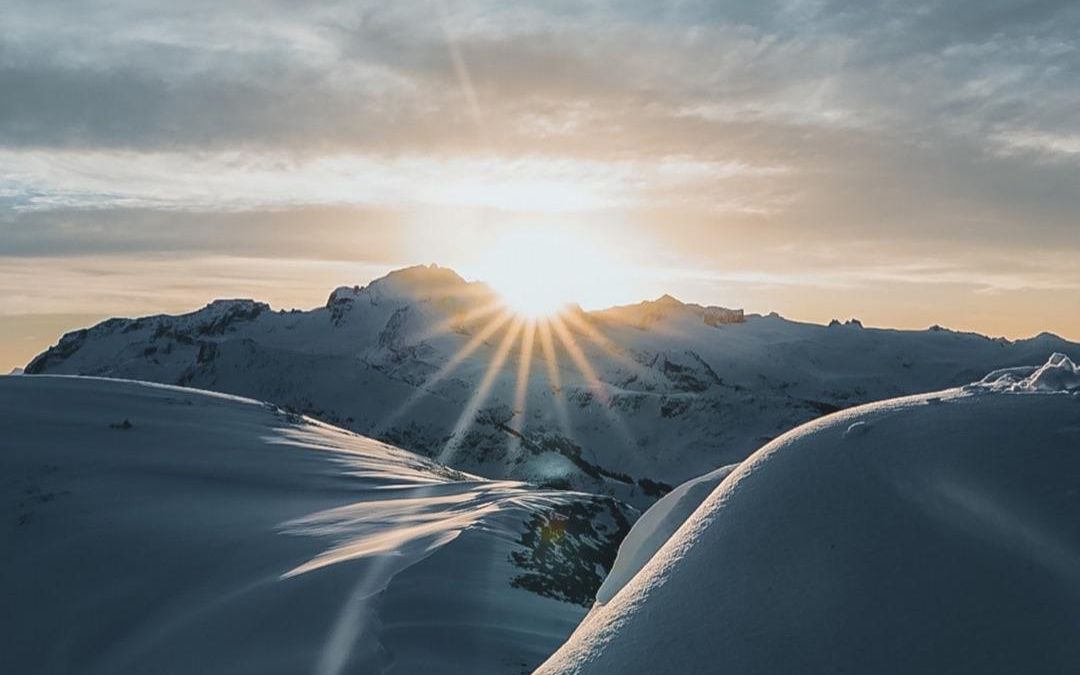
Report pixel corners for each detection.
[327,264,478,308]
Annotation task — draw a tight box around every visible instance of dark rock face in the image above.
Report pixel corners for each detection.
[196,341,219,364]
[25,329,88,374]
[660,397,691,418]
[509,498,635,607]
[326,285,362,309]
[195,300,268,335]
[27,300,268,375]
[703,307,744,326]
[636,477,673,499]
[378,306,412,356]
[327,286,360,326]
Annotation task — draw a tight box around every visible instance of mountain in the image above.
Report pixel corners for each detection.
[0,375,633,675]
[537,354,1080,674]
[25,264,1080,507]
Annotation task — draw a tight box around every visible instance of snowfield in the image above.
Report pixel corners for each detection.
[0,375,634,675]
[537,354,1080,675]
[25,265,1080,508]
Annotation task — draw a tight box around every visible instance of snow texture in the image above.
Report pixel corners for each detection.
[593,463,737,606]
[974,352,1080,393]
[537,355,1080,674]
[0,375,632,675]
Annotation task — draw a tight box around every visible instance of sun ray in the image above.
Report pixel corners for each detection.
[438,317,525,465]
[537,319,564,392]
[507,319,537,462]
[374,310,514,437]
[537,318,574,440]
[550,313,638,451]
[423,280,493,302]
[421,310,514,391]
[434,0,484,130]
[415,299,505,343]
[549,314,610,406]
[559,309,652,380]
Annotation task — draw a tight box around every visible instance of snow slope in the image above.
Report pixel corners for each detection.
[25,264,1080,506]
[593,463,737,606]
[537,355,1080,675]
[0,375,634,675]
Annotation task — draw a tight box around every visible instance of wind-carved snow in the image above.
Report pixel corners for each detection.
[974,352,1080,393]
[536,355,1080,674]
[25,265,1080,509]
[0,375,632,675]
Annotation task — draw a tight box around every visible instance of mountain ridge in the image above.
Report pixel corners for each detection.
[24,263,1080,506]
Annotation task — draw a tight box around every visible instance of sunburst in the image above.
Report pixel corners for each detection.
[377,290,634,480]
[323,269,635,675]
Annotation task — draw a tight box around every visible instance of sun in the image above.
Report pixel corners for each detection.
[470,229,620,318]
[385,226,643,467]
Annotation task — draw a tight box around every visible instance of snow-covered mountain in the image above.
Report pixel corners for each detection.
[537,354,1080,674]
[25,264,1080,506]
[0,375,633,675]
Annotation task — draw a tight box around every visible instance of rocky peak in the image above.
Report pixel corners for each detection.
[595,294,744,330]
[326,285,362,308]
[654,294,684,307]
[326,264,479,309]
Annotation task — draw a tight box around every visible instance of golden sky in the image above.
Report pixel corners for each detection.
[2,1,1080,369]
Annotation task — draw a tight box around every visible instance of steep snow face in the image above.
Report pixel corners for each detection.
[593,463,738,606]
[537,358,1080,675]
[24,265,1080,507]
[0,375,633,675]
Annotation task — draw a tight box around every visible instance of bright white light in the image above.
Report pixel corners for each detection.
[470,229,626,318]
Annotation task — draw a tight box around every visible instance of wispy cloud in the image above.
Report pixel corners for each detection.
[993,130,1080,159]
[1,0,1079,347]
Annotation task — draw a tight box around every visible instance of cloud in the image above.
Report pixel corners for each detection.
[993,130,1080,158]
[0,206,406,258]
[0,0,1078,341]
[0,254,397,316]
[3,0,1074,158]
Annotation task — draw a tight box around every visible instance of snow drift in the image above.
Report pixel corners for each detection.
[537,355,1080,674]
[0,375,633,675]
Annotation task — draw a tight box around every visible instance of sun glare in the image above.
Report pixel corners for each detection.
[380,227,643,469]
[471,229,622,318]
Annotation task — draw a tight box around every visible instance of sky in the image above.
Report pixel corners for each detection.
[2,0,1080,370]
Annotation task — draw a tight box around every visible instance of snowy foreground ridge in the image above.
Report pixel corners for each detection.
[0,376,633,675]
[537,353,1080,675]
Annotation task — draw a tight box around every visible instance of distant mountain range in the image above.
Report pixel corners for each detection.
[26,264,1080,506]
